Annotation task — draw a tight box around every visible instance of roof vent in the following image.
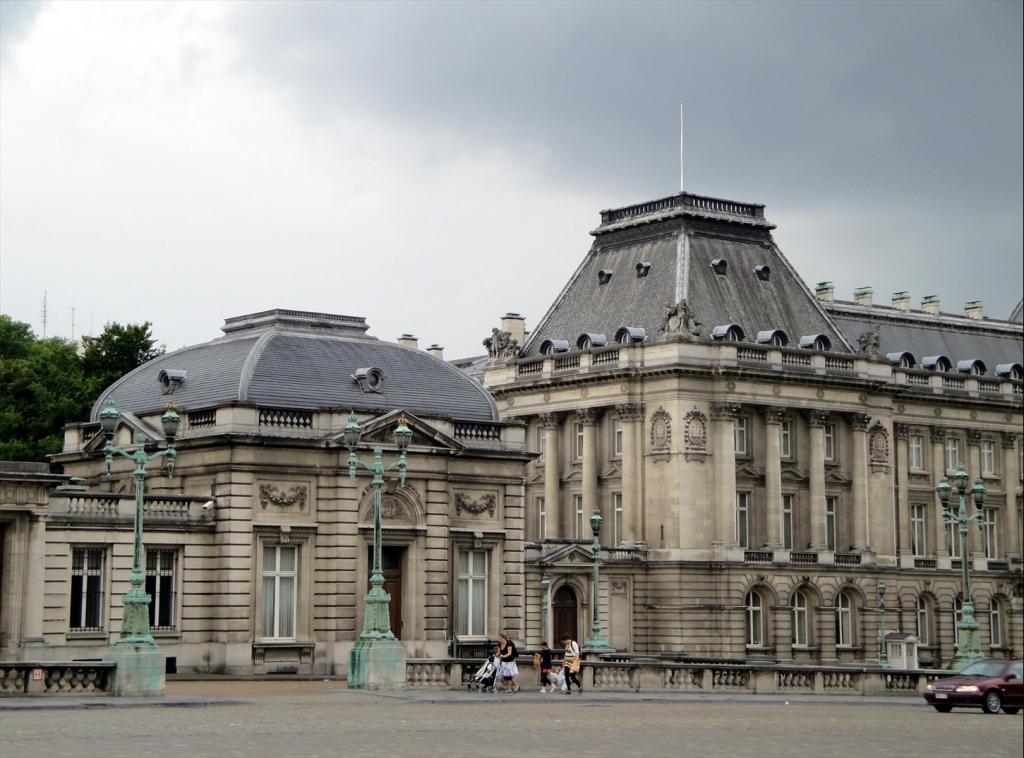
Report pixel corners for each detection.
[539,339,570,355]
[614,326,647,345]
[636,262,652,278]
[352,367,385,393]
[885,351,916,369]
[891,291,911,312]
[965,300,984,320]
[711,324,745,342]
[710,259,728,275]
[815,282,834,302]
[799,334,832,351]
[753,265,771,281]
[576,333,608,349]
[995,362,1023,380]
[853,287,873,306]
[756,329,789,347]
[921,295,940,315]
[921,355,952,372]
[956,359,987,376]
[598,269,613,285]
[158,369,186,396]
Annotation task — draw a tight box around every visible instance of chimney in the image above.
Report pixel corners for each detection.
[853,286,874,307]
[500,312,526,347]
[426,344,444,360]
[891,291,911,312]
[814,282,834,302]
[397,333,419,350]
[921,295,940,315]
[965,301,984,320]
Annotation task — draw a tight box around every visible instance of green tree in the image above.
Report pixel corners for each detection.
[82,321,164,398]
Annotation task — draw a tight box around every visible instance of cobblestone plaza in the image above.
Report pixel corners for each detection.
[1,681,1022,758]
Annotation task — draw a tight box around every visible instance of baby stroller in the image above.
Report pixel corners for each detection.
[467,656,499,693]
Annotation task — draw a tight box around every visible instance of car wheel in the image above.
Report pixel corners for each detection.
[982,690,1002,715]
[1002,707,1019,715]
[932,704,953,713]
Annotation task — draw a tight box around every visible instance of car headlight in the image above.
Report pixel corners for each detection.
[925,683,933,691]
[954,685,979,693]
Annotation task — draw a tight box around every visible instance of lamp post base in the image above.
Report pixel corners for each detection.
[105,638,165,697]
[348,635,407,690]
[951,623,984,671]
[582,637,613,655]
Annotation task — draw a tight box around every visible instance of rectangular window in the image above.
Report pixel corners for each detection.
[909,434,924,471]
[945,437,960,471]
[145,549,177,631]
[824,424,835,462]
[910,504,927,557]
[780,421,792,459]
[612,419,624,458]
[69,548,105,631]
[736,492,749,548]
[457,549,488,637]
[983,509,998,559]
[612,492,623,547]
[981,440,996,475]
[537,496,546,540]
[781,494,794,550]
[946,521,964,558]
[573,423,584,460]
[916,598,930,645]
[261,545,296,639]
[538,427,546,459]
[990,601,1002,647]
[574,495,584,539]
[825,496,837,551]
[734,418,748,456]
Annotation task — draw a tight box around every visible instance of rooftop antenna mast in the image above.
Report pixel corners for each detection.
[71,300,76,341]
[679,101,684,193]
[41,290,48,338]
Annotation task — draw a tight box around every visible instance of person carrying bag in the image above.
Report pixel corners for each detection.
[560,635,582,695]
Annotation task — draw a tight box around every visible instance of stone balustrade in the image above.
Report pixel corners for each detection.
[0,661,115,696]
[49,493,215,529]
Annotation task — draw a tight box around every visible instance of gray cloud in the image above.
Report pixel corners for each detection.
[0,0,45,63]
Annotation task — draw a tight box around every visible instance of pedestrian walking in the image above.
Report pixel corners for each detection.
[497,633,520,693]
[561,635,582,695]
[535,641,555,693]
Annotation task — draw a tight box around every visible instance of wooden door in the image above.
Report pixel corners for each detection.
[368,545,404,638]
[553,585,578,645]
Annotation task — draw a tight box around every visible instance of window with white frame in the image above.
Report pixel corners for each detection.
[612,492,623,547]
[953,596,963,648]
[146,549,177,631]
[736,492,749,548]
[792,590,808,646]
[983,509,998,558]
[836,590,853,647]
[780,420,792,459]
[573,422,584,460]
[824,424,836,462]
[909,434,924,470]
[989,598,1003,647]
[70,547,105,631]
[981,440,996,475]
[537,427,546,459]
[734,417,748,456]
[261,545,297,639]
[457,549,488,637]
[612,419,623,458]
[945,436,960,471]
[915,596,930,645]
[745,590,764,647]
[910,504,927,556]
[825,496,837,552]
[781,494,794,550]
[573,494,584,539]
[947,520,964,558]
[537,496,546,540]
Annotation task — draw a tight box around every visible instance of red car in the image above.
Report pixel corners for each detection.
[924,658,1023,714]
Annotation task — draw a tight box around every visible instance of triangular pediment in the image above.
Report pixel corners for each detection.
[331,409,463,451]
[535,542,594,565]
[526,470,545,485]
[780,468,807,483]
[83,412,162,452]
[825,469,851,485]
[600,464,622,480]
[563,468,583,483]
[735,462,763,479]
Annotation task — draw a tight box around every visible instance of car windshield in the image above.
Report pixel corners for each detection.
[958,661,1004,677]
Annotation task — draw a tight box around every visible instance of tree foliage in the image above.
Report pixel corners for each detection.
[0,315,162,462]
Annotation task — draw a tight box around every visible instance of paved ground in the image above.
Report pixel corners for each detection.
[1,680,1021,758]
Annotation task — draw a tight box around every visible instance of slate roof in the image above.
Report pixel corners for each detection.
[1011,300,1023,324]
[91,309,498,423]
[523,191,850,356]
[826,302,1023,373]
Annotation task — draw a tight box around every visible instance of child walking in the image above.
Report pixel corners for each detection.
[536,642,555,693]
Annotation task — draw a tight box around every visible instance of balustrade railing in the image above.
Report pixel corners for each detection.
[743,550,773,563]
[824,356,855,371]
[978,380,1000,393]
[0,662,114,696]
[517,360,543,376]
[453,421,502,441]
[790,552,818,565]
[599,193,763,226]
[914,558,937,569]
[737,348,767,363]
[905,373,929,386]
[986,560,1009,572]
[187,409,217,428]
[782,352,812,367]
[942,377,965,390]
[592,349,620,366]
[554,355,581,371]
[51,493,211,525]
[258,408,314,429]
[834,553,862,566]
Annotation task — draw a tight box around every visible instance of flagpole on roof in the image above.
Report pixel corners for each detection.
[679,101,684,193]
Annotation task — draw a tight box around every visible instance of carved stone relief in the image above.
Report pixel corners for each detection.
[650,407,672,450]
[683,407,709,463]
[259,484,307,509]
[869,423,890,467]
[455,492,497,517]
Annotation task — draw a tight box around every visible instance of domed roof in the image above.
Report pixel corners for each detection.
[91,310,498,423]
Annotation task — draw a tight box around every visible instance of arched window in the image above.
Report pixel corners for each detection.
[836,591,854,647]
[915,596,931,645]
[792,590,809,646]
[953,596,963,649]
[990,598,1003,647]
[745,590,764,647]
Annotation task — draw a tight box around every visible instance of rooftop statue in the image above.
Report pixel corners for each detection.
[857,324,881,359]
[484,328,520,362]
[662,299,702,340]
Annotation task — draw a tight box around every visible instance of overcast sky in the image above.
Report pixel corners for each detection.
[1,0,1021,358]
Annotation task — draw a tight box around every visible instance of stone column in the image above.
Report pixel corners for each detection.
[22,513,46,646]
[966,429,984,558]
[578,408,599,518]
[930,428,948,557]
[762,406,786,548]
[617,403,645,543]
[540,413,562,539]
[806,410,830,550]
[849,413,871,551]
[894,424,912,560]
[711,402,741,547]
[1002,433,1020,558]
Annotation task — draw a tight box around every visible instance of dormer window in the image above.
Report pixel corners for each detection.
[711,259,728,275]
[576,333,608,349]
[922,355,952,372]
[756,329,789,347]
[636,262,652,278]
[799,334,832,351]
[711,324,745,342]
[598,269,613,285]
[614,326,647,345]
[753,265,770,281]
[158,369,187,395]
[539,339,570,355]
[352,367,385,393]
[995,362,1023,380]
[956,359,987,376]
[886,352,916,369]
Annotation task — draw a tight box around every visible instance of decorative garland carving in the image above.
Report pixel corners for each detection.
[650,407,672,450]
[455,493,497,517]
[259,484,307,509]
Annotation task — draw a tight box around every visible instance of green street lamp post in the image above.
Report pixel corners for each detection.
[877,581,890,669]
[344,412,412,690]
[100,400,179,696]
[935,469,987,670]
[582,507,612,652]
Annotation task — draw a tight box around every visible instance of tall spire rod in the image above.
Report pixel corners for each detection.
[679,101,684,193]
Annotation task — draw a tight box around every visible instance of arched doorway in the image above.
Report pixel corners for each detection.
[553,584,578,644]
